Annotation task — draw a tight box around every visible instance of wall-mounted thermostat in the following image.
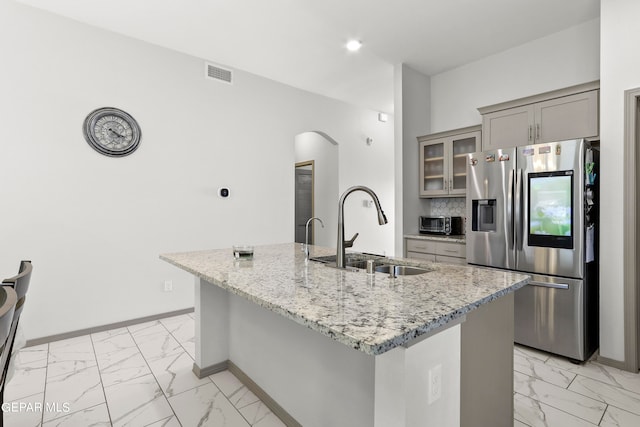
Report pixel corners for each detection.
[218,187,230,198]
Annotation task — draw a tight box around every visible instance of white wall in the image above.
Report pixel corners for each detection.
[0,0,394,340]
[339,111,396,257]
[394,64,432,255]
[598,0,640,362]
[430,18,600,132]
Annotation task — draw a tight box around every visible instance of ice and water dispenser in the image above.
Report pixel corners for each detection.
[471,199,497,232]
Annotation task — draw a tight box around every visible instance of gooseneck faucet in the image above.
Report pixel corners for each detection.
[336,186,388,268]
[305,217,325,261]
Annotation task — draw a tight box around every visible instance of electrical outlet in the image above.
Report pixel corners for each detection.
[428,364,442,404]
[164,280,173,292]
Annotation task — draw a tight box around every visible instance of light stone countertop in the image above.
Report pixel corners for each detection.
[160,243,529,356]
[404,233,466,244]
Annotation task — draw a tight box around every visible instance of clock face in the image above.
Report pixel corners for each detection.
[83,107,141,157]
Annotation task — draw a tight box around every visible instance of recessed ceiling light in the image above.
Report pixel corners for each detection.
[346,40,362,52]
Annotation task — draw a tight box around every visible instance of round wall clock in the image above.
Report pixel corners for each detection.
[83,107,141,157]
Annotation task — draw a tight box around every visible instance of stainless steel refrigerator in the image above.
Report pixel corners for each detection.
[466,139,598,361]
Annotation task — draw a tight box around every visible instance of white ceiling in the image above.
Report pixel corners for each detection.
[17,0,600,113]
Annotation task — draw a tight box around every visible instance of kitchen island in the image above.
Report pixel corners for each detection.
[160,243,529,427]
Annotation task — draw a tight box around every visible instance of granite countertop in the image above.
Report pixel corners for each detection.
[160,243,528,356]
[404,233,466,243]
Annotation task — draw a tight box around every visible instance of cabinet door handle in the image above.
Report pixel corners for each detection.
[528,125,533,142]
[536,123,540,141]
[443,249,458,253]
[450,178,453,191]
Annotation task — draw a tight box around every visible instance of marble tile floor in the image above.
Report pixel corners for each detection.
[6,311,640,427]
[514,345,640,427]
[4,313,286,427]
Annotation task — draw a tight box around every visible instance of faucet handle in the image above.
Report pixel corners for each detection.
[344,232,359,248]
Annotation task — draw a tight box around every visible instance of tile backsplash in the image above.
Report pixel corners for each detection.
[428,197,466,217]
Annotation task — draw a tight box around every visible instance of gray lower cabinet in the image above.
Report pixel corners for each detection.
[405,237,466,265]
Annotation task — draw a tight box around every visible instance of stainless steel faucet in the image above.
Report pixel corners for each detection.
[305,217,324,261]
[336,186,388,268]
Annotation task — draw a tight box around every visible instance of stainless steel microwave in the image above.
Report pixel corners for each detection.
[419,216,464,235]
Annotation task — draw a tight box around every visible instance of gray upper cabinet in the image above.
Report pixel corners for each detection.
[479,82,599,151]
[418,126,481,198]
[535,90,598,143]
[482,105,533,150]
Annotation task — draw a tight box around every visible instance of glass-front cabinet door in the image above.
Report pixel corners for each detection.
[449,133,480,195]
[420,140,448,196]
[418,127,481,198]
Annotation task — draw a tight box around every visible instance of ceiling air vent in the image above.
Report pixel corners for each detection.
[205,62,233,84]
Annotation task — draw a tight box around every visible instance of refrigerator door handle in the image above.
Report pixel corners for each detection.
[515,168,524,250]
[528,281,570,290]
[507,169,514,249]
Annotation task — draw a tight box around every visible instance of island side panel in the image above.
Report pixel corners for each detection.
[374,323,461,427]
[193,277,230,375]
[228,292,376,427]
[460,292,514,427]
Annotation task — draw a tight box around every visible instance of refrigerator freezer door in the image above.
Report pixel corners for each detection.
[516,139,585,278]
[514,274,586,360]
[466,148,517,269]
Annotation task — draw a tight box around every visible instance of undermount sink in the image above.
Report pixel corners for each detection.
[310,253,430,276]
[374,265,430,276]
[344,259,386,269]
[309,253,386,270]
